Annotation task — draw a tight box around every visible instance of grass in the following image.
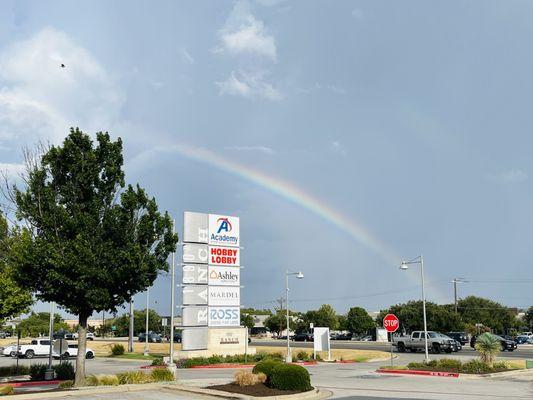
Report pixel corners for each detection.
[111,352,167,361]
[379,365,408,370]
[257,346,388,362]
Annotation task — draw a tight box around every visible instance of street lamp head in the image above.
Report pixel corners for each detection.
[296,271,304,279]
[399,262,409,270]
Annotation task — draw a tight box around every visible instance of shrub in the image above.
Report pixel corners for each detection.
[151,368,174,382]
[474,333,501,367]
[151,358,165,366]
[29,363,48,381]
[270,364,312,392]
[111,344,125,356]
[53,362,75,380]
[461,359,492,374]
[296,351,310,361]
[0,365,30,377]
[426,360,438,368]
[492,361,508,370]
[0,385,14,396]
[117,371,153,385]
[255,372,267,384]
[234,370,258,387]
[58,380,74,389]
[252,360,282,383]
[86,374,120,386]
[407,362,425,370]
[436,359,462,372]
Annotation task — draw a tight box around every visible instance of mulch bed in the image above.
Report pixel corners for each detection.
[207,383,305,397]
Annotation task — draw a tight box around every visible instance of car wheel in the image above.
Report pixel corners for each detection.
[86,351,94,359]
[397,343,405,353]
[445,348,452,353]
[25,350,35,359]
[433,344,441,354]
[409,348,417,353]
[63,352,70,358]
[9,351,17,357]
[501,344,506,352]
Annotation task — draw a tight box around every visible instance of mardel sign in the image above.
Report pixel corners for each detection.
[209,246,240,266]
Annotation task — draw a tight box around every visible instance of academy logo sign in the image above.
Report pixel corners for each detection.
[209,214,239,247]
[209,266,240,286]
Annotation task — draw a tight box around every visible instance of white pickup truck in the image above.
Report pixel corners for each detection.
[393,331,455,354]
[19,339,53,359]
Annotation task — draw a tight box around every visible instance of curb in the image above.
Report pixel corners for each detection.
[5,380,62,388]
[190,364,255,369]
[169,385,331,400]
[377,369,459,378]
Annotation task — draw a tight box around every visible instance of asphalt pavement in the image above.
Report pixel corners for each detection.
[252,339,533,360]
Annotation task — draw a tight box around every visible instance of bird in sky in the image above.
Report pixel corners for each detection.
[60,63,65,68]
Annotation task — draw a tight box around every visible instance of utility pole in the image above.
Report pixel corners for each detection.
[452,278,466,313]
[128,300,134,353]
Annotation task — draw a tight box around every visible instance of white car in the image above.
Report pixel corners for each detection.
[53,344,94,359]
[69,332,94,341]
[19,339,52,359]
[2,343,18,357]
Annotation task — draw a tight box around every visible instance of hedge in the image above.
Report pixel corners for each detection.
[270,363,312,392]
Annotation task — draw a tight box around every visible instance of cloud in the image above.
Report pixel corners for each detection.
[216,70,283,101]
[215,1,277,61]
[0,162,25,179]
[351,8,364,19]
[224,145,275,155]
[331,141,347,156]
[486,169,528,184]
[180,48,194,64]
[0,27,123,149]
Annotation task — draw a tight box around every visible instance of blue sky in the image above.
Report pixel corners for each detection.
[1,1,533,319]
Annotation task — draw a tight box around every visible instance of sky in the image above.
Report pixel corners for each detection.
[1,0,533,320]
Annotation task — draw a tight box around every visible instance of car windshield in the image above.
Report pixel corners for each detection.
[427,332,438,338]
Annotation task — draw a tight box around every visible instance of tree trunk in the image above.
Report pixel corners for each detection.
[74,313,89,387]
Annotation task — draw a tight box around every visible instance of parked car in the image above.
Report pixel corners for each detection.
[173,332,182,343]
[18,339,52,359]
[393,331,455,354]
[515,335,529,344]
[53,344,94,359]
[2,343,18,357]
[470,334,517,351]
[138,332,162,343]
[293,333,314,342]
[0,332,10,339]
[64,333,76,340]
[445,332,469,345]
[360,335,373,341]
[331,333,353,340]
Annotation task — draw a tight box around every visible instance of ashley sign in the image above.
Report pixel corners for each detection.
[209,266,240,286]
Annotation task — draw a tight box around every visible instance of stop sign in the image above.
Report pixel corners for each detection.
[383,314,399,333]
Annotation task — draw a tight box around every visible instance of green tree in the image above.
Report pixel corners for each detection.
[240,311,255,330]
[337,314,348,331]
[378,301,463,333]
[111,310,163,337]
[240,308,272,316]
[524,306,533,330]
[0,214,33,323]
[264,311,299,336]
[18,312,69,337]
[346,307,375,336]
[303,304,339,330]
[10,129,178,386]
[457,296,516,333]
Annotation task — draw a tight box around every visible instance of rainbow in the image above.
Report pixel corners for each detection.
[147,143,401,265]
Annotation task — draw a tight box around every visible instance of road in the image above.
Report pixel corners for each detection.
[252,339,533,360]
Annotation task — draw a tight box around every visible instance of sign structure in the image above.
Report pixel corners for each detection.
[313,327,331,361]
[383,314,400,333]
[181,212,241,352]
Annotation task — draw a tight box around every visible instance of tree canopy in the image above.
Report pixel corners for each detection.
[17,312,69,337]
[110,309,163,337]
[457,296,517,333]
[345,307,375,336]
[9,129,178,385]
[0,213,33,323]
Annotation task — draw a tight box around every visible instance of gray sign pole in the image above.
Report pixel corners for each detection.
[128,300,134,353]
[45,302,55,380]
[169,220,177,371]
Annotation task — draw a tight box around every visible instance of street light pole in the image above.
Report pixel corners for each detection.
[45,302,55,380]
[169,220,177,371]
[400,255,429,364]
[144,288,149,356]
[285,270,304,363]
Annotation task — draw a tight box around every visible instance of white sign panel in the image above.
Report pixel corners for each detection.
[182,328,208,350]
[208,307,240,327]
[209,214,240,247]
[182,286,208,305]
[209,266,240,286]
[182,306,208,326]
[183,212,208,244]
[209,246,240,266]
[182,264,208,284]
[313,327,330,352]
[208,286,240,306]
[182,243,208,264]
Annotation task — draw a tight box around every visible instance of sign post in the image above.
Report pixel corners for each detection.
[383,314,399,366]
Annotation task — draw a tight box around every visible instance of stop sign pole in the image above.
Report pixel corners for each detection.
[383,314,399,366]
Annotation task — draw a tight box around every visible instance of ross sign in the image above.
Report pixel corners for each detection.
[209,246,240,266]
[208,306,240,327]
[182,286,208,305]
[182,306,208,326]
[208,266,240,286]
[383,314,399,333]
[183,212,208,243]
[208,286,240,306]
[182,243,208,264]
[182,264,208,284]
[209,214,240,247]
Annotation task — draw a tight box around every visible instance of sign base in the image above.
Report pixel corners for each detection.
[176,327,256,359]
